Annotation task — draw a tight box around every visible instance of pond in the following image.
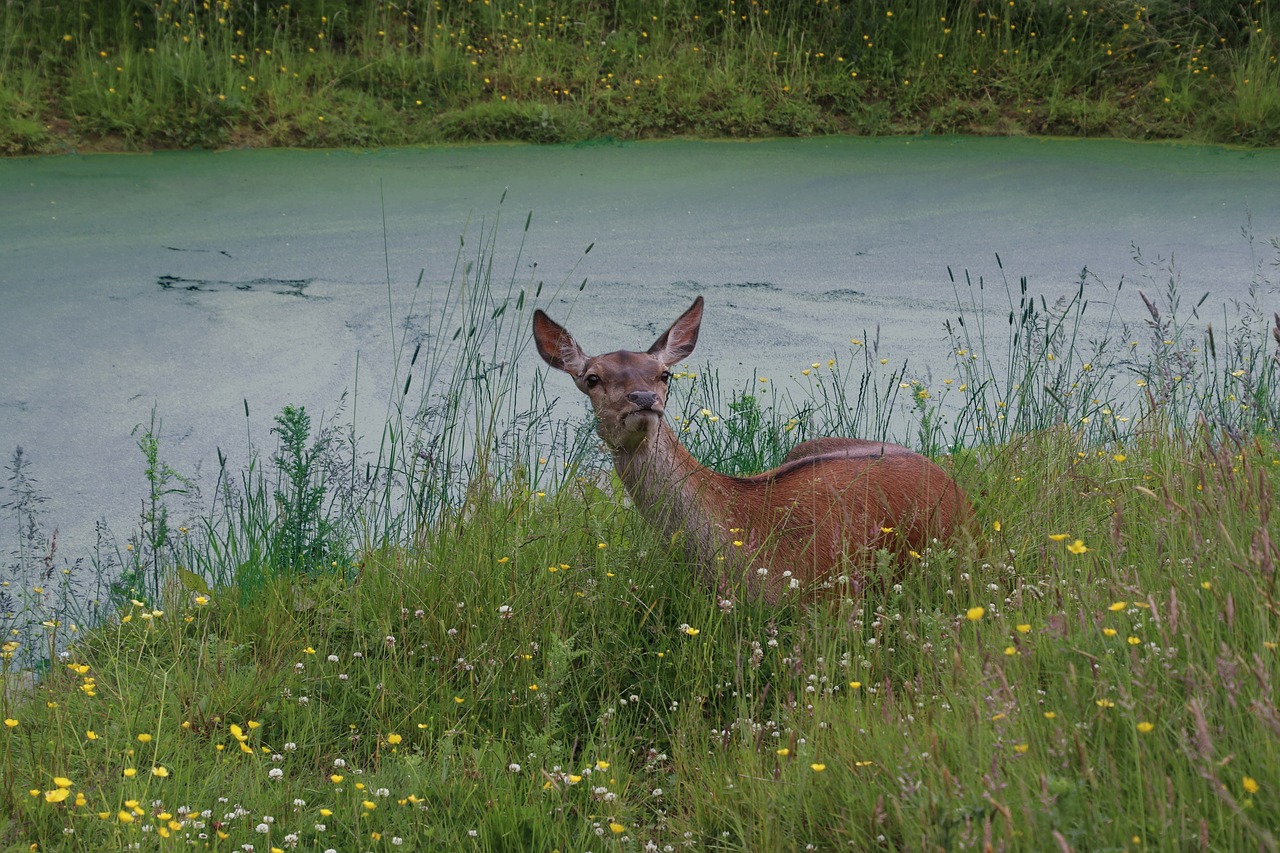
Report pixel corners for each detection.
[2,136,1279,561]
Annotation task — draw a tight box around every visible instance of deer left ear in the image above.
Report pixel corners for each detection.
[533,309,589,376]
[648,296,703,366]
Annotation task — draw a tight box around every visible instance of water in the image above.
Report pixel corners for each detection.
[2,136,1279,561]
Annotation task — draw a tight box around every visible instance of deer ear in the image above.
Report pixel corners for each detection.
[648,296,703,366]
[533,309,588,375]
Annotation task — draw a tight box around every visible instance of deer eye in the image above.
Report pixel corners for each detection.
[660,371,672,384]
[584,373,601,388]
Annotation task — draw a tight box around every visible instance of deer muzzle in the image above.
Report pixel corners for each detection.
[627,390,659,411]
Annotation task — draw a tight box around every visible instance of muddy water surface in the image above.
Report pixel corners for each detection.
[2,136,1279,559]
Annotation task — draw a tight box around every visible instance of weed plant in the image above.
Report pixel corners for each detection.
[0,1,1278,153]
[1,213,1279,849]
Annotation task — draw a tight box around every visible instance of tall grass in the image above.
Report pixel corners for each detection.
[1,0,1278,153]
[1,212,1279,849]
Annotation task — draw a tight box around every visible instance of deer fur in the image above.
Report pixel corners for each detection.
[533,295,971,602]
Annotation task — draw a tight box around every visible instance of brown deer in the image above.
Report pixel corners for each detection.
[532,296,971,602]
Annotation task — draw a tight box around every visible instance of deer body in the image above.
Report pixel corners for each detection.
[533,296,970,603]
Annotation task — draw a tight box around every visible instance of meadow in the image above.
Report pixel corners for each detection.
[1,0,1278,154]
[1,210,1279,851]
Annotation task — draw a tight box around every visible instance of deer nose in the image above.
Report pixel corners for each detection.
[627,390,658,410]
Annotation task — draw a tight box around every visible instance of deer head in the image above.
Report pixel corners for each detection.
[532,296,704,452]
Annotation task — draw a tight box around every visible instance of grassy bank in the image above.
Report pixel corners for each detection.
[2,211,1280,849]
[1,0,1278,155]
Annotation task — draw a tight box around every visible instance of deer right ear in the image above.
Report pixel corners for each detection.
[533,309,588,375]
[648,295,703,366]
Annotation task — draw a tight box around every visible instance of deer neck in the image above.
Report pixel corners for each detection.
[612,421,733,580]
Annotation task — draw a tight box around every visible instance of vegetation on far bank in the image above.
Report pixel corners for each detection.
[1,0,1279,155]
[2,207,1280,849]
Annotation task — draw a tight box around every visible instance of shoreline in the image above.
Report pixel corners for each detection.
[4,2,1277,155]
[9,130,1279,162]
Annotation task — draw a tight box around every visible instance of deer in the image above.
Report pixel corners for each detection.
[532,295,972,603]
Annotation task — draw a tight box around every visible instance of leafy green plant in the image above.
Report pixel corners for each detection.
[269,404,344,576]
[119,408,193,604]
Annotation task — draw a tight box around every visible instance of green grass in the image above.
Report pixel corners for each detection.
[1,0,1278,153]
[2,209,1280,850]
